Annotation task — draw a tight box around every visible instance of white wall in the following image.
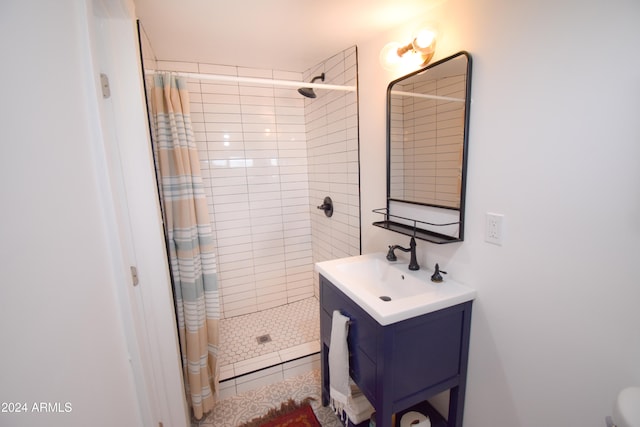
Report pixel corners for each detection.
[358,0,640,425]
[304,47,361,295]
[0,1,143,426]
[0,1,190,426]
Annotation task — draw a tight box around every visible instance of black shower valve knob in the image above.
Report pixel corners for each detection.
[316,196,333,217]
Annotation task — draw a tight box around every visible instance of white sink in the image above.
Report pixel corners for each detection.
[315,252,476,325]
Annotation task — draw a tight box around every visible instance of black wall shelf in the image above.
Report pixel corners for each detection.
[372,208,462,244]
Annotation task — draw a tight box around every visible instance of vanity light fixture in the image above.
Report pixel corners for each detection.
[380,23,439,71]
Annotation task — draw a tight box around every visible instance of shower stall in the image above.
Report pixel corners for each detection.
[139,28,360,397]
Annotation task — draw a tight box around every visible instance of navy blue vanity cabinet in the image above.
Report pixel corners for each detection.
[320,274,473,427]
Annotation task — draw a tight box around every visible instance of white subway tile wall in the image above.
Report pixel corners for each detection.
[304,47,361,297]
[155,46,360,319]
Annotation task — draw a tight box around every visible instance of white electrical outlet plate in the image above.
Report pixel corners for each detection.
[485,213,504,245]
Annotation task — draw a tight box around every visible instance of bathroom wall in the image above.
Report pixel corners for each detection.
[149,46,359,318]
[357,0,640,425]
[303,47,361,294]
[0,1,158,425]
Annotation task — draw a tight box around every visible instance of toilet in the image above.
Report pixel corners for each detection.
[611,387,640,427]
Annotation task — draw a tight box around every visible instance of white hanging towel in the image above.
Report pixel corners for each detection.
[329,310,351,418]
[329,311,376,424]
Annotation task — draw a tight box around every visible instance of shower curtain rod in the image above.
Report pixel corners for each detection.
[145,69,357,92]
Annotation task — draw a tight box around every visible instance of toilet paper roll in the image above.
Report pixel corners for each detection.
[400,411,431,427]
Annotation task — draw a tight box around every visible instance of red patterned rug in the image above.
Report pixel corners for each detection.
[237,398,321,427]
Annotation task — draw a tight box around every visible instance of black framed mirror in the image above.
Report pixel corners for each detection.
[374,51,472,243]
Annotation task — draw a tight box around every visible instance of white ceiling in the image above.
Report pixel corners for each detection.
[133,0,444,72]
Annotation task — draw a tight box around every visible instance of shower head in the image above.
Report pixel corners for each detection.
[298,73,325,98]
[297,87,317,99]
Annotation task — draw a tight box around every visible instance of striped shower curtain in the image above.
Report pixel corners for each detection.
[149,73,220,420]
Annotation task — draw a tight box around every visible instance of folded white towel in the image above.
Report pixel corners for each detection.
[344,380,375,424]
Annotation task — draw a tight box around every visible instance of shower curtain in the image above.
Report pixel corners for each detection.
[148,73,220,420]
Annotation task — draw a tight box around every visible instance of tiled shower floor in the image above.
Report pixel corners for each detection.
[218,297,321,382]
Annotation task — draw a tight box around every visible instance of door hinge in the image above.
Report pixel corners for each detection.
[130,266,139,286]
[100,73,111,98]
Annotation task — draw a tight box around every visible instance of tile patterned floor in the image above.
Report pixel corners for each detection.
[218,296,320,381]
[202,296,331,425]
[219,297,319,367]
[195,369,343,427]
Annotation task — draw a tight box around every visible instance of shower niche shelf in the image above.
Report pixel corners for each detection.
[372,208,462,244]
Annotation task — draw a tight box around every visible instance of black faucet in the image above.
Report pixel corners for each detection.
[386,237,420,271]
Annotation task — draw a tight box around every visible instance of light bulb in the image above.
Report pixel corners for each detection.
[414,28,436,50]
[379,42,403,71]
[403,50,426,68]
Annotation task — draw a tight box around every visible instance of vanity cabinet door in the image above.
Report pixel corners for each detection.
[389,305,465,402]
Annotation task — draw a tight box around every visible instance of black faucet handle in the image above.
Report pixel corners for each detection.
[386,245,398,261]
[430,263,447,282]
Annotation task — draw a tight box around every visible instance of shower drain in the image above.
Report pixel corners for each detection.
[256,334,272,344]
